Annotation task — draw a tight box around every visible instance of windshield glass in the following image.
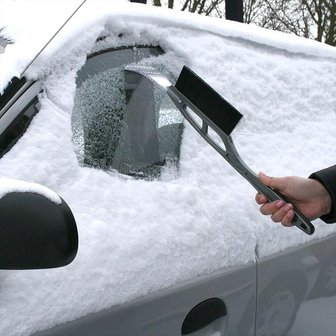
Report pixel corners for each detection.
[72,46,184,179]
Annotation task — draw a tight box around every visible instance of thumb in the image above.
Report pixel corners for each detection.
[258,172,285,191]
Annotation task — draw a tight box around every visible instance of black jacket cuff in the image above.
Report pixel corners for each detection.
[309,165,336,224]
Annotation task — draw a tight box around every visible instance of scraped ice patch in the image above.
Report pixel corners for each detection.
[124,65,173,90]
[0,178,61,204]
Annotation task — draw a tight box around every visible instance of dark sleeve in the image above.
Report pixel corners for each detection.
[309,165,336,224]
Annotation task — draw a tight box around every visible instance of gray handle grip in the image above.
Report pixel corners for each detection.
[248,174,315,235]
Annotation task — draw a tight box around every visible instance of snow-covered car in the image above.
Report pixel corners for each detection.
[0,1,336,335]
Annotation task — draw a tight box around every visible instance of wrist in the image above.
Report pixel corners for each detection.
[320,190,332,217]
[313,179,332,217]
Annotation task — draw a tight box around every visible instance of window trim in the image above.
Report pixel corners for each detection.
[0,77,38,118]
[0,80,42,157]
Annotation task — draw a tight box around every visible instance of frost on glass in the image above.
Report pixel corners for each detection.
[72,68,126,170]
[72,47,184,179]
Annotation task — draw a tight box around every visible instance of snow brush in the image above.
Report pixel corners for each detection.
[124,65,315,235]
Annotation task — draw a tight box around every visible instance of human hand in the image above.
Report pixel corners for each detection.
[255,172,332,226]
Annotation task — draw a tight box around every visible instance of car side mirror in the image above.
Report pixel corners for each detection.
[0,180,78,269]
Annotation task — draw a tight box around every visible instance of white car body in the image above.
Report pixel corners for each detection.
[0,1,336,335]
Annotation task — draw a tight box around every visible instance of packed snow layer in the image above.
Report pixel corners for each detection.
[0,2,336,336]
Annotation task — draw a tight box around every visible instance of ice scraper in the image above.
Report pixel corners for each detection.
[124,65,315,235]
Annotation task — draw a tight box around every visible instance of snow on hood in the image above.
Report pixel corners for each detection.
[0,1,336,336]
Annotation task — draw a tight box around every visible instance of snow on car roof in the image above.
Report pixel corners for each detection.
[0,1,335,335]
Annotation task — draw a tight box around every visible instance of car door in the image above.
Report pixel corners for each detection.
[30,264,256,336]
[256,234,336,336]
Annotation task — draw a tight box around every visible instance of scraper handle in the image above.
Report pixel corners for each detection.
[223,148,315,236]
[250,176,315,235]
[123,65,315,236]
[168,86,316,236]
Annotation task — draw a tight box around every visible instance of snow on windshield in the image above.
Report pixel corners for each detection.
[0,2,335,336]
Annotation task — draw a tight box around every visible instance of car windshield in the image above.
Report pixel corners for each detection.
[72,46,184,179]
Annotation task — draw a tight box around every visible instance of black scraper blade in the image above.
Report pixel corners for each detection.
[175,66,243,135]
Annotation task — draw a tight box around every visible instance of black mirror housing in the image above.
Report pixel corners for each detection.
[0,191,78,270]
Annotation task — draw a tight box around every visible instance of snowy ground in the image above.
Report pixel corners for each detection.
[0,1,336,335]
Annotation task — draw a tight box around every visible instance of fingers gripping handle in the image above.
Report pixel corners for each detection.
[227,157,315,235]
[251,177,315,235]
[223,152,315,235]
